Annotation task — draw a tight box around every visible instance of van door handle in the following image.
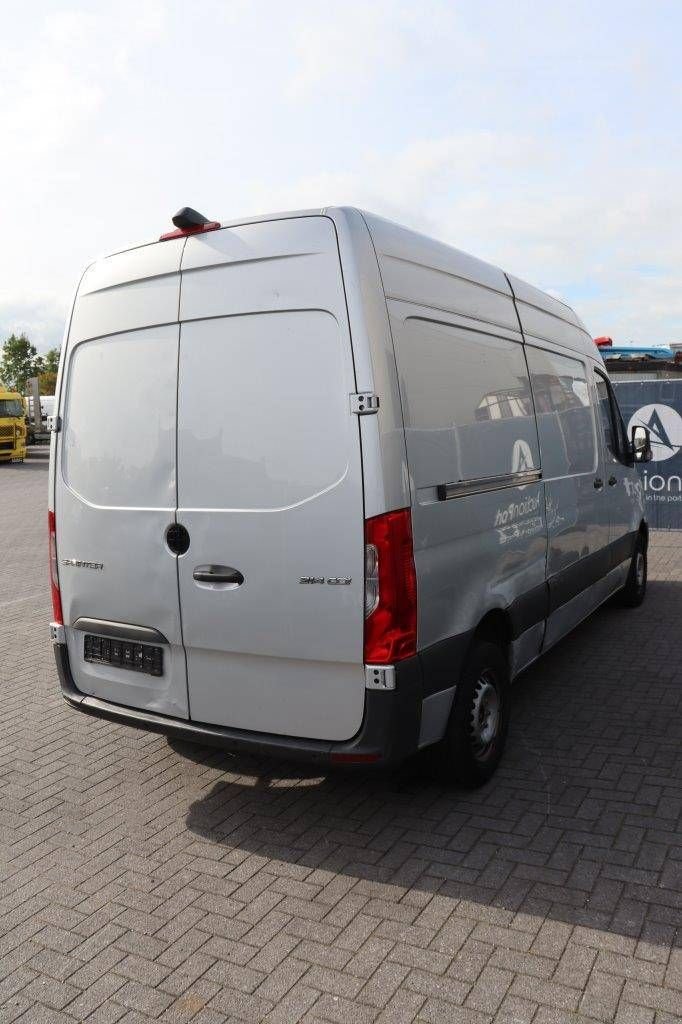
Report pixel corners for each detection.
[593,477,603,490]
[192,565,244,587]
[608,475,618,486]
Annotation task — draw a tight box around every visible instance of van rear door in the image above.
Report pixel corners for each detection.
[176,217,366,742]
[55,240,189,718]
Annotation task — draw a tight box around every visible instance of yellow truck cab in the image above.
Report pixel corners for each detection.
[0,387,27,462]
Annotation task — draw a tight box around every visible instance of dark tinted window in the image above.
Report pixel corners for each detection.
[0,399,23,417]
[526,348,596,477]
[594,370,629,462]
[395,319,540,486]
[595,373,616,455]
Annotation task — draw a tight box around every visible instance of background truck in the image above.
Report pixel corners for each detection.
[24,392,55,444]
[0,387,27,462]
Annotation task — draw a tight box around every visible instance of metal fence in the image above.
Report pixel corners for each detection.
[612,378,682,530]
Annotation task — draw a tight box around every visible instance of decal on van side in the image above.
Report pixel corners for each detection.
[627,404,682,462]
[511,439,535,473]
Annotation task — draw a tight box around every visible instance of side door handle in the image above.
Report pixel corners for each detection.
[608,475,618,486]
[594,477,603,490]
[193,565,244,587]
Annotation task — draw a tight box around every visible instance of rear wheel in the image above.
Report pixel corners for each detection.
[428,640,510,787]
[618,534,647,608]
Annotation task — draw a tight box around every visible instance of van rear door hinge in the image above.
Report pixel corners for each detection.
[350,392,380,415]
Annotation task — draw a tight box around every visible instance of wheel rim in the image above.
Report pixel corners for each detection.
[469,671,501,761]
[635,551,645,588]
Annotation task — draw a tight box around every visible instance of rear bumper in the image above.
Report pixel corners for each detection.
[54,643,422,768]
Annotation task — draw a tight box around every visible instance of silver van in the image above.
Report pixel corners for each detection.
[49,207,653,785]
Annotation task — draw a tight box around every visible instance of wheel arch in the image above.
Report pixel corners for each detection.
[472,608,512,651]
[638,519,649,549]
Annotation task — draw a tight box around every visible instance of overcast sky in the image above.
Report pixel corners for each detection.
[2,0,681,351]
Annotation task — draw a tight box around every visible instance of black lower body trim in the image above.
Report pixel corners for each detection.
[54,644,421,769]
[509,583,549,639]
[610,528,639,569]
[548,545,611,612]
[419,629,474,698]
[548,530,638,613]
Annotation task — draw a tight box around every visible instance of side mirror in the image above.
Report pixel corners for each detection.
[631,424,653,463]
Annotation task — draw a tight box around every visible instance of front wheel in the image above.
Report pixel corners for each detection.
[427,640,510,788]
[618,534,647,608]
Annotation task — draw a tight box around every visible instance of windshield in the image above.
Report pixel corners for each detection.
[0,399,24,418]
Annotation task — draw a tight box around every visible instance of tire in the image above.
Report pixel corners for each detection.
[427,640,510,788]
[618,534,647,608]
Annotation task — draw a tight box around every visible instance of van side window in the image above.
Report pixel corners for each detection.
[594,369,629,463]
[526,348,596,477]
[393,318,540,487]
[594,373,616,455]
[612,392,630,459]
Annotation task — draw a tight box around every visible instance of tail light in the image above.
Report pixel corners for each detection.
[48,510,63,625]
[363,508,417,664]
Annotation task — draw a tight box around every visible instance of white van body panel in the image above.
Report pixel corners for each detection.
[57,323,188,717]
[56,235,189,717]
[176,311,365,740]
[332,209,411,519]
[69,238,186,345]
[176,216,366,741]
[180,217,342,320]
[365,212,519,332]
[507,274,596,359]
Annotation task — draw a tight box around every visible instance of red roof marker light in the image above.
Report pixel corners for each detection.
[160,206,220,241]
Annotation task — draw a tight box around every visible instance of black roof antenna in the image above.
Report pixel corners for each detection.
[172,207,212,229]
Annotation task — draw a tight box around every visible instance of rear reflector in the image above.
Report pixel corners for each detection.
[363,508,417,664]
[330,752,381,765]
[48,510,63,625]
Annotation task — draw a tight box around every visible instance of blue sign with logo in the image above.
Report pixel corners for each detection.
[612,379,682,530]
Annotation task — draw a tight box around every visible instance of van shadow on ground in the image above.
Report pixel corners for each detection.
[177,571,682,948]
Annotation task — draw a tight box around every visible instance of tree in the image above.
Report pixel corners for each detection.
[43,348,61,374]
[0,333,42,393]
[39,371,58,395]
[36,347,60,394]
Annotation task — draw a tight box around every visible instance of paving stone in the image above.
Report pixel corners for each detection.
[465,964,513,1013]
[20,974,80,1011]
[263,982,320,1024]
[579,969,625,1021]
[115,979,175,1017]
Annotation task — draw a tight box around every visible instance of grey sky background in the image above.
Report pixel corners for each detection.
[2,0,681,352]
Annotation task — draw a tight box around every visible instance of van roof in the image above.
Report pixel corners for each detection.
[93,205,597,361]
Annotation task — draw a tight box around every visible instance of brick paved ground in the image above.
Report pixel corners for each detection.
[1,452,681,1024]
